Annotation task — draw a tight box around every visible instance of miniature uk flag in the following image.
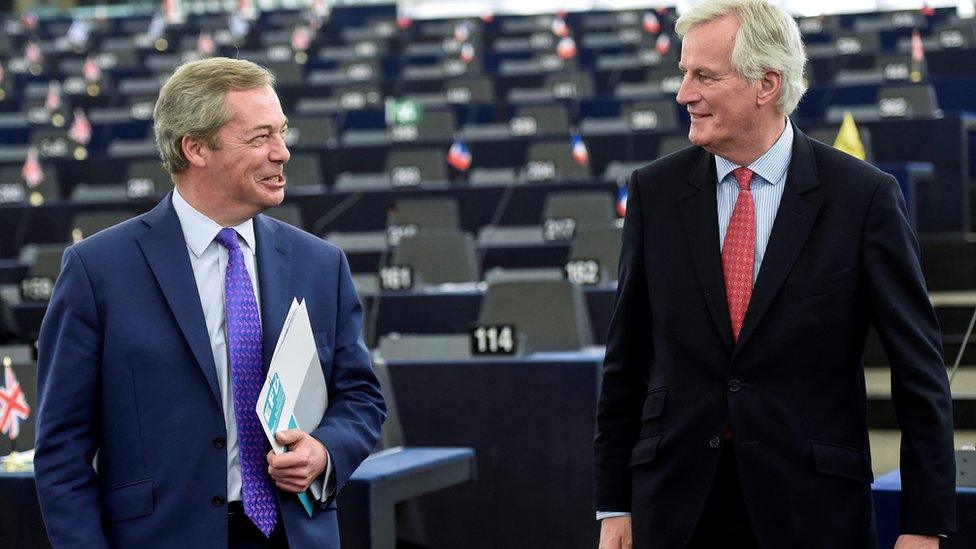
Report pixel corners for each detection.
[0,364,30,441]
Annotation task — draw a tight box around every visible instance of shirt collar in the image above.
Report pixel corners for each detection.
[715,120,793,186]
[171,187,256,258]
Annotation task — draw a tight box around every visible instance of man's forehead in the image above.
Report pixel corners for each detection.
[223,86,287,127]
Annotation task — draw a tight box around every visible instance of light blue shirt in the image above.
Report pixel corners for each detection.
[715,121,793,283]
[172,187,331,502]
[596,121,794,521]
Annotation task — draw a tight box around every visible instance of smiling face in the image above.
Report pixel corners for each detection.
[676,15,765,163]
[185,84,290,226]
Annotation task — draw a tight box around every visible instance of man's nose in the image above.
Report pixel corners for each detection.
[270,133,290,164]
[675,73,697,106]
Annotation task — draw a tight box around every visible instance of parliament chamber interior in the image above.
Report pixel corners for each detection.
[0,0,975,547]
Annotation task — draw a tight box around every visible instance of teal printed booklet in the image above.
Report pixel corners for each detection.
[256,298,329,517]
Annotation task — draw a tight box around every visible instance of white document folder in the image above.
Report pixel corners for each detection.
[256,298,329,515]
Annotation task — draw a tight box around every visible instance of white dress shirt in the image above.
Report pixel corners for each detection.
[172,188,330,502]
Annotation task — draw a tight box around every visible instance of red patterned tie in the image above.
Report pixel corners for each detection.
[722,167,755,342]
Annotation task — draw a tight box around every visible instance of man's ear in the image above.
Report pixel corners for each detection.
[757,70,782,108]
[181,135,209,169]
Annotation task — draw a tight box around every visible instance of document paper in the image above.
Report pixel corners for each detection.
[256,298,329,516]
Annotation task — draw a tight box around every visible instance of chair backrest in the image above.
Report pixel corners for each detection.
[284,153,324,190]
[0,164,60,204]
[514,105,570,136]
[392,197,461,231]
[657,133,692,157]
[286,115,336,148]
[623,100,679,132]
[478,276,593,352]
[876,84,939,119]
[264,204,303,228]
[416,109,457,140]
[23,243,69,279]
[443,75,495,105]
[570,225,624,283]
[125,158,173,199]
[544,71,595,101]
[69,211,133,241]
[542,191,616,227]
[386,148,448,186]
[525,141,591,182]
[391,230,479,284]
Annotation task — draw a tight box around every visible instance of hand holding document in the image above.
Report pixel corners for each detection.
[256,298,328,516]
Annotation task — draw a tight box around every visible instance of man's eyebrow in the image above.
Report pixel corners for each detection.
[248,120,289,133]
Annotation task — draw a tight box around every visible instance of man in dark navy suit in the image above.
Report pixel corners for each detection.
[594,1,955,548]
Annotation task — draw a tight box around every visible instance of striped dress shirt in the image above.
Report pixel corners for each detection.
[715,121,794,283]
[596,121,794,521]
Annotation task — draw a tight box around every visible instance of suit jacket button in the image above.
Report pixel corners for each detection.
[213,436,226,449]
[212,495,225,507]
[709,436,721,448]
[728,379,741,393]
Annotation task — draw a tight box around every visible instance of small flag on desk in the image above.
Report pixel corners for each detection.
[570,131,589,166]
[198,30,216,56]
[910,29,925,83]
[447,137,472,172]
[642,11,661,34]
[69,108,92,145]
[460,42,475,65]
[45,80,62,113]
[82,55,101,82]
[22,147,44,188]
[551,16,569,38]
[557,36,577,60]
[833,111,866,161]
[655,33,671,56]
[616,185,628,218]
[0,362,30,441]
[454,21,471,43]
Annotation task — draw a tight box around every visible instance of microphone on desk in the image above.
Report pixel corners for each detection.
[366,205,397,348]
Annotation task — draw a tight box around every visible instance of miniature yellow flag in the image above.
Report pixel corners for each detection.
[833,111,866,160]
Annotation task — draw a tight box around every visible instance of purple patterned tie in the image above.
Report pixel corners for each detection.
[215,228,277,537]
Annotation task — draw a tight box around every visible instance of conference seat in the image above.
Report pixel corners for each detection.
[0,163,61,206]
[390,231,479,286]
[569,224,624,285]
[284,115,337,149]
[124,158,173,200]
[543,190,617,229]
[478,272,593,352]
[68,210,134,241]
[523,141,592,183]
[385,148,450,188]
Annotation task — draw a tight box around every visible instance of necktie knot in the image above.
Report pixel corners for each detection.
[215,227,240,251]
[732,167,754,192]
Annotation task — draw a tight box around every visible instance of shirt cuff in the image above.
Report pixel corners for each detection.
[596,511,631,521]
[314,448,335,502]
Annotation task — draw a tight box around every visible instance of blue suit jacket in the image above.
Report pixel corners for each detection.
[35,194,386,548]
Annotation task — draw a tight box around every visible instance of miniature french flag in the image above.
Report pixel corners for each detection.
[570,131,589,166]
[642,11,661,34]
[557,36,577,60]
[447,137,472,171]
[616,185,628,217]
[460,42,475,64]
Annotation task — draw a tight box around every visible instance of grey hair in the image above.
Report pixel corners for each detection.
[153,57,275,174]
[676,0,807,114]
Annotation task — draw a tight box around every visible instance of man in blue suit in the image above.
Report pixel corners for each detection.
[35,57,386,547]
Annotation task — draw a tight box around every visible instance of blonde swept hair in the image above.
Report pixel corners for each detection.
[153,57,275,174]
[676,0,807,114]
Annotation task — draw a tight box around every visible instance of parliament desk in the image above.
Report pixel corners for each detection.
[872,468,976,548]
[0,447,475,549]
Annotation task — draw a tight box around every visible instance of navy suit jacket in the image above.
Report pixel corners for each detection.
[35,194,386,548]
[594,128,955,548]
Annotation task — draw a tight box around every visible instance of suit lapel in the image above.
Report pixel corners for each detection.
[254,214,292,369]
[735,129,823,351]
[679,150,734,351]
[136,194,221,404]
